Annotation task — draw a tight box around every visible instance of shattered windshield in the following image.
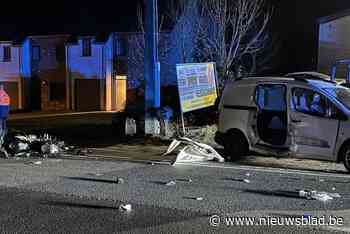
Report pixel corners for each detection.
[324,87,350,110]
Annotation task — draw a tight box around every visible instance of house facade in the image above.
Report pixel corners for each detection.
[66,33,135,112]
[21,35,70,111]
[66,36,112,111]
[0,41,25,110]
[0,31,175,112]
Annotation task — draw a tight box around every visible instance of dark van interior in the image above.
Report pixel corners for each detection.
[256,84,288,146]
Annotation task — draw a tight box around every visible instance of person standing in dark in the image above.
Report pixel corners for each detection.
[0,85,10,137]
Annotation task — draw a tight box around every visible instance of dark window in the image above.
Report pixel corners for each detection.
[55,45,65,62]
[115,37,127,56]
[82,38,91,57]
[49,82,65,101]
[255,84,287,111]
[115,59,128,75]
[32,46,41,61]
[3,46,11,62]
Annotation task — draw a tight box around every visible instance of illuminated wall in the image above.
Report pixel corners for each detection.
[66,38,105,79]
[318,14,350,78]
[0,42,21,81]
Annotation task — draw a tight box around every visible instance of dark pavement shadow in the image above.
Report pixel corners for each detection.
[243,189,304,199]
[41,201,118,210]
[64,176,120,184]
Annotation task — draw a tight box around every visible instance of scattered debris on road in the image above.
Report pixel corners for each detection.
[231,178,251,184]
[165,181,176,186]
[163,137,225,165]
[298,190,341,202]
[116,178,125,184]
[31,161,43,165]
[0,131,91,159]
[176,178,192,183]
[119,204,132,212]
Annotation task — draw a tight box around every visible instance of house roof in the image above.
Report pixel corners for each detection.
[66,32,111,45]
[318,8,350,24]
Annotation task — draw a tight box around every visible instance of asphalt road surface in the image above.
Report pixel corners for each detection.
[0,158,349,233]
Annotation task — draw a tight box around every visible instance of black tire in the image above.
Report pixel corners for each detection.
[341,144,350,173]
[223,131,249,161]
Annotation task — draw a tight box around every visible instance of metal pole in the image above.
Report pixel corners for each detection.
[180,111,186,137]
[144,0,160,135]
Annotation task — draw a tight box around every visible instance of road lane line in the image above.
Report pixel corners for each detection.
[175,162,350,179]
[61,152,350,179]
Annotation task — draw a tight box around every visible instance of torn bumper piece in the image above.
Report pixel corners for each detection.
[163,137,225,165]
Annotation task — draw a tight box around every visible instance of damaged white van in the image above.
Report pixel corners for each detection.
[215,76,350,172]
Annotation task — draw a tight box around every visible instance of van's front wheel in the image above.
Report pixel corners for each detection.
[223,131,249,161]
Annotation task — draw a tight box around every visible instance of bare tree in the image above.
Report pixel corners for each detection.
[165,0,204,64]
[127,4,170,88]
[197,0,273,87]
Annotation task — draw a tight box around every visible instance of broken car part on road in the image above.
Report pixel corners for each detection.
[0,131,90,159]
[298,190,341,202]
[163,137,225,165]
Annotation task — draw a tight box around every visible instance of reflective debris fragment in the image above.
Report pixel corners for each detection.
[117,178,125,184]
[298,190,341,202]
[165,181,176,186]
[32,161,43,165]
[163,137,225,164]
[119,204,132,212]
[176,178,192,183]
[231,178,251,183]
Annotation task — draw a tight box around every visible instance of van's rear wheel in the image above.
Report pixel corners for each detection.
[223,131,249,161]
[342,145,350,172]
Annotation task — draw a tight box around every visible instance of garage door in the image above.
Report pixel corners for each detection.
[75,79,101,111]
[0,82,18,110]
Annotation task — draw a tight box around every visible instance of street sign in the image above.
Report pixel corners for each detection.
[176,63,218,113]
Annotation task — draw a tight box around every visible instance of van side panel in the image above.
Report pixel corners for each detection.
[218,84,257,143]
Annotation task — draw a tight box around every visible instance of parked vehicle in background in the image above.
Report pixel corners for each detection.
[215,75,350,172]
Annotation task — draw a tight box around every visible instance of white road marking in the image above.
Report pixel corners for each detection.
[61,152,350,179]
[175,162,350,179]
[61,153,172,165]
[61,153,130,160]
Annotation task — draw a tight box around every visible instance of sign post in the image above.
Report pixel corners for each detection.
[176,62,218,136]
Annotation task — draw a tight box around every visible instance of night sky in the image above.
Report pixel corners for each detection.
[1,0,350,74]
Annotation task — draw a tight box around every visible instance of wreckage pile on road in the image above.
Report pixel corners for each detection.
[0,131,90,158]
[163,137,225,164]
